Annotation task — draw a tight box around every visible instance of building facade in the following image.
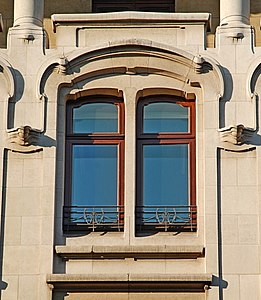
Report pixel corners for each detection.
[0,0,260,299]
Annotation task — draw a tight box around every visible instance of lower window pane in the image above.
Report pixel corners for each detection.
[71,145,118,206]
[143,144,188,206]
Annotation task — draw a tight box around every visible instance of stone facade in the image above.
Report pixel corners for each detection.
[0,0,260,299]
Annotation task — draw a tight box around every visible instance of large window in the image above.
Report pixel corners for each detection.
[64,96,124,231]
[93,0,175,13]
[136,95,196,232]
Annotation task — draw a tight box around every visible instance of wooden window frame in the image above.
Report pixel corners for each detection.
[136,95,196,232]
[64,96,125,231]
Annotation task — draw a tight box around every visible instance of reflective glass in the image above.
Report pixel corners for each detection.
[71,145,117,206]
[143,102,189,133]
[73,103,118,133]
[143,144,188,206]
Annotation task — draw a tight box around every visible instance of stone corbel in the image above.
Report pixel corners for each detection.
[56,56,68,75]
[7,126,43,153]
[193,55,212,74]
[218,124,255,152]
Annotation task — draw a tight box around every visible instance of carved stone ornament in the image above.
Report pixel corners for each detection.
[7,126,42,153]
[218,124,255,152]
[56,56,68,75]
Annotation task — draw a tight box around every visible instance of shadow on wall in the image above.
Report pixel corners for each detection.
[7,69,24,129]
[0,150,9,298]
[219,67,233,129]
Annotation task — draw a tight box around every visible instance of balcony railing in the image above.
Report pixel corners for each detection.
[136,205,197,232]
[63,206,124,232]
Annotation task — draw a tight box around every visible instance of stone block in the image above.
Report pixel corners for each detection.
[18,275,39,300]
[1,275,18,300]
[237,157,257,186]
[240,275,261,300]
[4,216,22,246]
[21,217,41,245]
[223,245,259,274]
[221,215,239,245]
[238,215,258,244]
[222,275,240,300]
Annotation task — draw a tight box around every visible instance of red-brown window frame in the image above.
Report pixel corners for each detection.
[136,95,196,231]
[65,96,125,230]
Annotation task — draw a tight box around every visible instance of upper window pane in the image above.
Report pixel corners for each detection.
[73,103,118,133]
[143,102,189,133]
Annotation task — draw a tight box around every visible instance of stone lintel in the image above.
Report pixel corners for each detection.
[51,12,211,32]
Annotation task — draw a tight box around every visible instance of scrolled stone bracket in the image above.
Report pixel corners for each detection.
[55,56,68,75]
[6,126,43,153]
[218,124,256,152]
[192,55,212,74]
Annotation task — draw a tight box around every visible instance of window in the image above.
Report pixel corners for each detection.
[93,0,175,13]
[64,96,124,231]
[136,95,196,232]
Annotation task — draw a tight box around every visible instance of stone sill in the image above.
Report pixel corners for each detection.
[55,245,205,260]
[47,273,212,292]
[51,12,211,32]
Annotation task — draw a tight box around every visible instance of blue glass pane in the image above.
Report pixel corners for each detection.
[143,144,188,206]
[73,103,118,133]
[71,145,117,206]
[144,102,189,133]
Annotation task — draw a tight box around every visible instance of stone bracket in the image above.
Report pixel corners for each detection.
[218,124,256,152]
[6,126,43,153]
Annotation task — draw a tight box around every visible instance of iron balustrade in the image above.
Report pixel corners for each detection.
[136,205,197,232]
[63,206,124,232]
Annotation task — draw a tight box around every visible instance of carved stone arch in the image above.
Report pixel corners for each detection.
[38,39,224,102]
[0,57,15,100]
[0,57,16,131]
[36,40,225,146]
[247,58,261,97]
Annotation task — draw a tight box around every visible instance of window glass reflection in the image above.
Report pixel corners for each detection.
[143,144,188,206]
[73,103,118,133]
[143,102,189,133]
[72,145,118,206]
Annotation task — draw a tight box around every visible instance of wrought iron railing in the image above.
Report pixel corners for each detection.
[63,206,124,232]
[136,205,197,232]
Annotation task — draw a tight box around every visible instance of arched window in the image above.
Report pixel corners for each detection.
[136,95,196,232]
[64,96,124,231]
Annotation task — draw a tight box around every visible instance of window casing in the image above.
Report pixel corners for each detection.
[93,0,175,13]
[136,95,196,232]
[64,96,124,231]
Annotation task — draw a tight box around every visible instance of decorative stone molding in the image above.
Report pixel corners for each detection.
[55,245,205,260]
[218,124,256,152]
[56,56,68,75]
[7,126,42,153]
[219,124,254,145]
[47,273,212,293]
[193,55,212,74]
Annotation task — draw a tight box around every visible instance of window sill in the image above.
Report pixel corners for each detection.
[47,273,212,292]
[55,245,205,260]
